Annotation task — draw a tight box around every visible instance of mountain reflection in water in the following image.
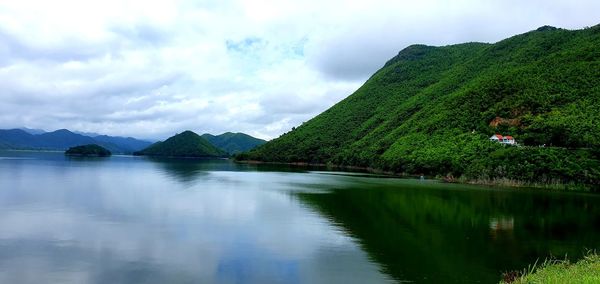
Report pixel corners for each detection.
[297,179,600,283]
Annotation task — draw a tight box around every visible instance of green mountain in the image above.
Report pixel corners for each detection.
[134,130,227,158]
[201,132,266,154]
[65,144,111,157]
[239,25,600,187]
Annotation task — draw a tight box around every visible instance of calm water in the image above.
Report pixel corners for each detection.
[0,151,598,283]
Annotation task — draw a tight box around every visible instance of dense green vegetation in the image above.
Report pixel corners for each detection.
[239,25,600,187]
[201,132,266,155]
[65,144,111,157]
[134,130,227,158]
[500,252,600,284]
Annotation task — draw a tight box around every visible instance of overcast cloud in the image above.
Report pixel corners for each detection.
[0,0,598,140]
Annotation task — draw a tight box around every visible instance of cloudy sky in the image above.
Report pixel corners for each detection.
[0,0,598,140]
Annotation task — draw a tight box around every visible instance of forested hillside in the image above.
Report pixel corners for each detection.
[201,132,266,154]
[134,131,227,158]
[239,25,600,187]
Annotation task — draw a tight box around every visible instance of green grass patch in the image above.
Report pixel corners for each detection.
[501,252,600,284]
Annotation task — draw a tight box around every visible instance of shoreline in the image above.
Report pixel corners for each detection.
[0,149,64,153]
[236,160,596,191]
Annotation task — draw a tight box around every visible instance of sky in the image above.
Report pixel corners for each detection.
[0,0,598,140]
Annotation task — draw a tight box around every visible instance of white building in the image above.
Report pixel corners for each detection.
[489,134,516,145]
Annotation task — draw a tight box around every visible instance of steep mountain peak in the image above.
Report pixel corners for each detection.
[536,25,558,32]
[383,44,436,68]
[18,127,46,135]
[51,129,75,135]
[178,130,199,137]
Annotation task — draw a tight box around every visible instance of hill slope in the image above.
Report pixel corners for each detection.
[240,25,600,186]
[201,132,266,154]
[134,131,227,158]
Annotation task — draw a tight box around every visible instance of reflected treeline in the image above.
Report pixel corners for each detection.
[144,157,237,183]
[297,181,600,283]
[144,158,333,183]
[65,155,110,162]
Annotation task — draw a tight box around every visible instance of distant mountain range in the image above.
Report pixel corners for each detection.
[0,128,267,156]
[201,132,266,155]
[18,127,47,135]
[0,128,152,154]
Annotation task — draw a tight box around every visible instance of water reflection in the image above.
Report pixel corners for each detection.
[1,151,598,283]
[143,157,235,183]
[142,158,322,184]
[297,181,600,283]
[65,156,111,162]
[489,216,515,241]
[0,152,392,284]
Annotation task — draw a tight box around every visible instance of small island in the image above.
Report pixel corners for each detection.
[65,144,112,157]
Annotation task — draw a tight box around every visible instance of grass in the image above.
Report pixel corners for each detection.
[456,176,597,192]
[501,252,600,284]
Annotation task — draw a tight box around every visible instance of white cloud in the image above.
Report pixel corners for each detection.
[0,0,598,140]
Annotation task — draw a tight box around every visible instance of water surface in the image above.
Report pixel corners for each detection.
[0,151,598,283]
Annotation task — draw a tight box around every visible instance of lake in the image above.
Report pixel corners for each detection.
[0,151,598,283]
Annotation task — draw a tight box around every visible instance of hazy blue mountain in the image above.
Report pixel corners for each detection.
[0,129,39,148]
[37,129,98,149]
[0,128,152,154]
[18,127,46,135]
[73,130,101,137]
[201,132,266,154]
[93,135,153,154]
